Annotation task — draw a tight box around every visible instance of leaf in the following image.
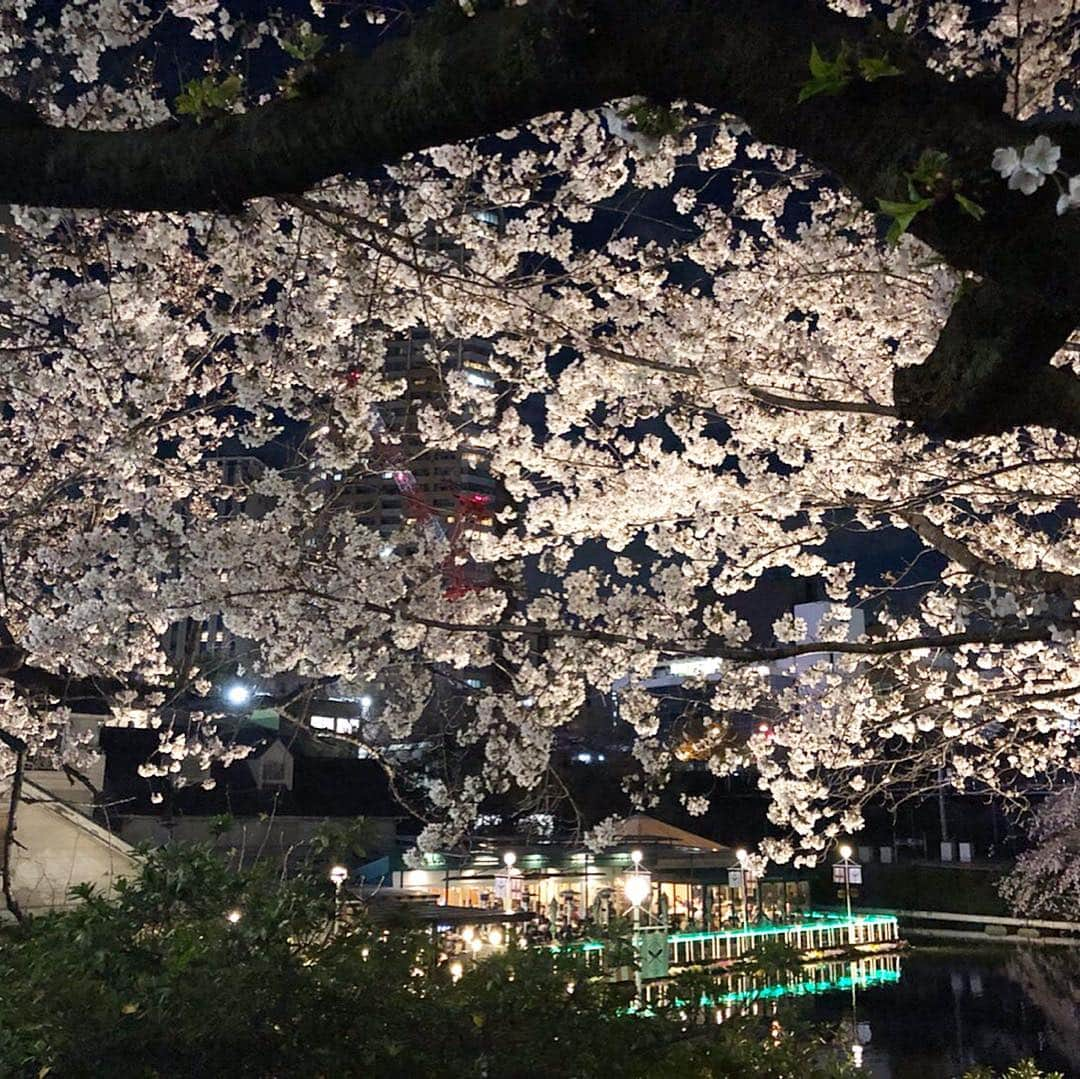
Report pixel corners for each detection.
[798,43,852,102]
[859,55,902,81]
[808,43,831,79]
[909,149,950,188]
[877,196,932,245]
[175,74,243,123]
[954,193,986,221]
[281,30,326,63]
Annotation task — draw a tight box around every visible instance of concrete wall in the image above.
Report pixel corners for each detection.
[9,780,138,915]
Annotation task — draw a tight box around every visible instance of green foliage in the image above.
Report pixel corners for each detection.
[878,150,986,244]
[858,54,902,81]
[621,101,684,140]
[280,27,327,63]
[731,938,805,981]
[305,817,372,867]
[877,196,933,245]
[961,1063,1065,1079]
[799,42,901,103]
[955,192,986,221]
[0,844,870,1078]
[799,44,854,103]
[175,74,243,123]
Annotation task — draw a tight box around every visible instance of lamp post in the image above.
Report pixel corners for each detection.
[736,848,751,930]
[502,851,517,914]
[839,844,854,921]
[624,850,651,1001]
[833,842,859,946]
[330,864,348,933]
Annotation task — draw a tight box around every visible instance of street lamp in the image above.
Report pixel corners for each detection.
[330,864,348,932]
[224,682,251,707]
[623,853,652,1001]
[838,844,855,944]
[736,848,751,930]
[502,851,517,913]
[226,909,242,924]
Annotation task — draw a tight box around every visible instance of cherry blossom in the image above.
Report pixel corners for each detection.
[1,0,1080,885]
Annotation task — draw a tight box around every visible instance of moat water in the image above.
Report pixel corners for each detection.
[807,945,1080,1078]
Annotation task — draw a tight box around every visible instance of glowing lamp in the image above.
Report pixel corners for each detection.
[503,851,517,868]
[224,683,251,707]
[329,865,349,887]
[624,872,651,908]
[839,844,853,861]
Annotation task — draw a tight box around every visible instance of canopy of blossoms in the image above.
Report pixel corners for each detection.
[0,0,1079,876]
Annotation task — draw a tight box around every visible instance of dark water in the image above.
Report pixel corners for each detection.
[810,945,1080,1079]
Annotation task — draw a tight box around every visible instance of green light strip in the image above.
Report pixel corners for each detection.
[551,913,897,954]
[668,913,897,945]
[697,966,901,1007]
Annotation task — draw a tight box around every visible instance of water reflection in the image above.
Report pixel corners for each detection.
[643,953,902,1015]
[644,946,1080,1077]
[1005,949,1080,1068]
[810,946,1080,1079]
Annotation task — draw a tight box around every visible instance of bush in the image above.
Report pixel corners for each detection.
[0,844,865,1078]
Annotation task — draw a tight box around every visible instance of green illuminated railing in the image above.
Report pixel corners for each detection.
[548,911,899,971]
[669,911,898,945]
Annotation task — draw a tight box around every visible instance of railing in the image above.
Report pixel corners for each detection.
[666,912,899,968]
[552,912,900,974]
[874,907,1080,945]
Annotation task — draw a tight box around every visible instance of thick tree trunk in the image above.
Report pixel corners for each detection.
[0,728,26,921]
[1,0,1078,435]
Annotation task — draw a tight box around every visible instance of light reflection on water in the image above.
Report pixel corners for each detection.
[645,947,1080,1077]
[808,946,1080,1079]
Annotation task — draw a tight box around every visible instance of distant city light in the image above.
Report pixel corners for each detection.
[224,683,251,707]
[226,909,242,924]
[574,752,593,764]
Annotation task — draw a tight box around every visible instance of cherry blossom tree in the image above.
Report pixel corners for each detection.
[1001,784,1080,919]
[3,0,1080,913]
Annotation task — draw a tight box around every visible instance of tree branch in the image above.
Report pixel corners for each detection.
[1,1,1078,433]
[899,507,1080,599]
